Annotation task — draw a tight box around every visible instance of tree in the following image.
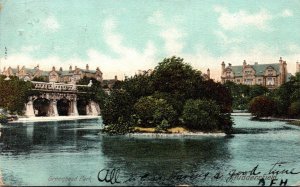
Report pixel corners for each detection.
[288,101,300,118]
[249,96,276,118]
[77,77,106,108]
[101,89,135,125]
[122,74,155,100]
[182,99,220,131]
[133,96,176,128]
[152,56,203,100]
[0,75,34,115]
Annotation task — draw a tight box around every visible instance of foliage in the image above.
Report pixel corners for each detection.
[249,96,276,117]
[0,75,33,115]
[182,99,220,131]
[102,117,135,135]
[0,113,8,124]
[155,119,171,133]
[133,96,176,128]
[153,56,202,98]
[77,77,106,109]
[288,101,300,118]
[101,89,135,125]
[122,74,155,100]
[224,81,269,111]
[32,76,48,82]
[198,80,232,113]
[102,56,234,134]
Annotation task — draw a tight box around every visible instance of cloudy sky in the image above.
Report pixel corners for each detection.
[0,0,299,80]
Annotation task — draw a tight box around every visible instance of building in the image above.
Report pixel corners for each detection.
[1,64,103,83]
[221,57,289,89]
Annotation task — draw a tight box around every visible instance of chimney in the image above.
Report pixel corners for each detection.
[279,57,283,64]
[243,60,246,68]
[69,65,72,71]
[228,63,232,67]
[36,64,39,70]
[86,64,89,71]
[17,65,20,72]
[114,75,118,81]
[52,66,55,71]
[207,68,210,79]
[221,61,225,74]
[59,67,63,71]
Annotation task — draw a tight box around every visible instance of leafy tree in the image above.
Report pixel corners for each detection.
[249,85,269,99]
[101,90,135,125]
[182,99,220,131]
[133,96,176,127]
[122,74,155,100]
[198,80,232,113]
[152,56,203,100]
[0,75,33,115]
[77,77,106,109]
[249,96,276,118]
[288,101,300,118]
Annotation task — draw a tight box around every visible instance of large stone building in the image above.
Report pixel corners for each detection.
[221,57,290,89]
[1,64,103,83]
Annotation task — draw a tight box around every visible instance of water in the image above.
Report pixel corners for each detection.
[0,116,299,186]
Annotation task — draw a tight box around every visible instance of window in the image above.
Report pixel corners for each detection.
[267,77,274,86]
[268,69,273,75]
[244,79,253,85]
[245,70,252,75]
[226,71,231,77]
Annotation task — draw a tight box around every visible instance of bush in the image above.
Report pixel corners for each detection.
[182,99,220,131]
[0,114,8,124]
[155,119,171,133]
[249,96,276,118]
[134,96,176,128]
[101,90,135,125]
[102,117,134,135]
[288,101,300,118]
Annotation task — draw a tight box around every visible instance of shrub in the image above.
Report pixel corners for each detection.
[288,101,300,118]
[134,96,176,128]
[101,90,135,125]
[182,99,220,131]
[249,96,276,118]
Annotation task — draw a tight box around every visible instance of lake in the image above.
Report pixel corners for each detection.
[0,116,299,186]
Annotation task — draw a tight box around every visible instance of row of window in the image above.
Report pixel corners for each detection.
[234,77,276,85]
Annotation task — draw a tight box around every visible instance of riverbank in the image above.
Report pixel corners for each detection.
[127,132,226,138]
[10,115,101,123]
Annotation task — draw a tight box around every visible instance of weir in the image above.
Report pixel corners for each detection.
[25,81,100,117]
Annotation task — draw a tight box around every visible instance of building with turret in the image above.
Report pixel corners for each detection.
[220,57,290,89]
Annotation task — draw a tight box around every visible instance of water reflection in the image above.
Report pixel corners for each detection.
[0,119,102,155]
[100,135,232,185]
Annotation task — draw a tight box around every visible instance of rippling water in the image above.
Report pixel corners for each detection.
[0,116,299,186]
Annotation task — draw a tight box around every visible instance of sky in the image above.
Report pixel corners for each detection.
[0,0,299,80]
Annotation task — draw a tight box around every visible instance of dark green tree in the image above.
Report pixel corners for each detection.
[249,96,276,118]
[133,96,176,128]
[0,75,33,115]
[182,99,221,131]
